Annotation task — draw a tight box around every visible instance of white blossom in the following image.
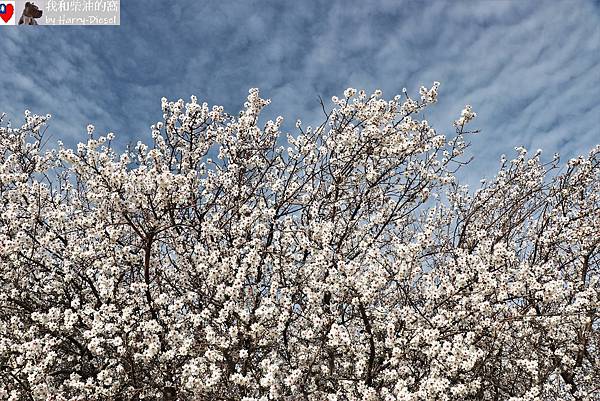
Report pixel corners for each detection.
[0,84,598,401]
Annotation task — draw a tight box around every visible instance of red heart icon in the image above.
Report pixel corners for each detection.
[0,4,14,23]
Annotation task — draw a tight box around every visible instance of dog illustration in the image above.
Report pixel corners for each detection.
[19,2,42,25]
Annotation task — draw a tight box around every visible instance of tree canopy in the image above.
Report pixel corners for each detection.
[0,85,598,400]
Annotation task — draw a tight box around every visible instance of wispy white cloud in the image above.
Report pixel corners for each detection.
[1,0,598,183]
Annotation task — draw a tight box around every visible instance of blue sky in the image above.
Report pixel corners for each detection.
[1,0,599,183]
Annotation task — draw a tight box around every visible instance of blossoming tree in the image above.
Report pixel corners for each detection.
[0,84,598,401]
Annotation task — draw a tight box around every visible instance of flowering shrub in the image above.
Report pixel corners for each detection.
[0,85,598,401]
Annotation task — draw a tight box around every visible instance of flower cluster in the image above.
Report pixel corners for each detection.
[454,104,476,127]
[0,85,598,401]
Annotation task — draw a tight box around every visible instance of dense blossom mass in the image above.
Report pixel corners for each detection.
[0,85,598,400]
